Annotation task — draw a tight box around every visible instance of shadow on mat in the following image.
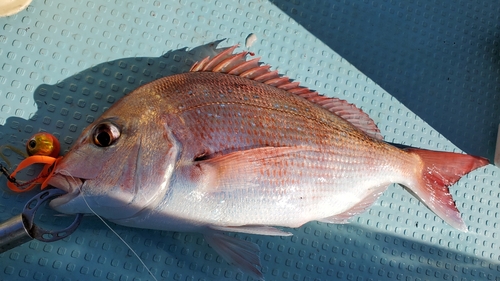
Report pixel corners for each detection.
[0,40,498,281]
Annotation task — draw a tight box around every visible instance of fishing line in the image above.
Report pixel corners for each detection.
[58,170,159,281]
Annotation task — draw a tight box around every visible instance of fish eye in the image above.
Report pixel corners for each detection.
[93,123,120,147]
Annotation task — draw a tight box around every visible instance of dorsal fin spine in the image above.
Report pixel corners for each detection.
[240,65,271,79]
[277,81,300,90]
[264,77,290,87]
[227,57,261,75]
[202,45,239,71]
[190,56,210,72]
[254,70,279,82]
[213,52,248,72]
[189,45,383,140]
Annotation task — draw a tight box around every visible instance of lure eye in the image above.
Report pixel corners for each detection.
[92,123,120,147]
[26,132,60,157]
[28,139,37,149]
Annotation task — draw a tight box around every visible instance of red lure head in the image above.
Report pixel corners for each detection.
[26,132,60,158]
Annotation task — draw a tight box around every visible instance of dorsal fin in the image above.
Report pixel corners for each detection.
[190,45,383,140]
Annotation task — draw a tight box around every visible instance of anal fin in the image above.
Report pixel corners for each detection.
[319,185,387,224]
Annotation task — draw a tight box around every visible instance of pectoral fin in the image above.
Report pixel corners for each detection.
[195,146,315,193]
[204,232,263,280]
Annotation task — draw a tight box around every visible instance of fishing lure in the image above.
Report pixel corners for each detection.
[26,132,60,158]
[1,132,61,193]
[5,155,60,192]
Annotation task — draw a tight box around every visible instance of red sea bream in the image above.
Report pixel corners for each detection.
[46,45,489,279]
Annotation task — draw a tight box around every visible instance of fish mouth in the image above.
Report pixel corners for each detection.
[47,173,84,209]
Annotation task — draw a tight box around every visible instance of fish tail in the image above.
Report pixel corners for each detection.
[405,148,489,231]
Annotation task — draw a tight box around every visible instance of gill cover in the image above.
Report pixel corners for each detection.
[48,111,180,220]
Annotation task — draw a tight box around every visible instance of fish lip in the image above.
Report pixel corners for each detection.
[47,173,83,192]
[47,173,84,208]
[49,188,80,208]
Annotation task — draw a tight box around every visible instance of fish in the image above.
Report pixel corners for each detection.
[46,44,489,279]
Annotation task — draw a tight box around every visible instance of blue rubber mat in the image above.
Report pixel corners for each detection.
[0,1,499,281]
[269,0,500,161]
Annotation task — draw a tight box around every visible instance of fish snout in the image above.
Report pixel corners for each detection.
[47,172,83,196]
[47,173,84,211]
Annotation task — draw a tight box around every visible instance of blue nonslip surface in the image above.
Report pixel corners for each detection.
[270,0,500,161]
[0,1,499,281]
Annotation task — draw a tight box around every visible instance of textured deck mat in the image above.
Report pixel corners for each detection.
[0,1,499,281]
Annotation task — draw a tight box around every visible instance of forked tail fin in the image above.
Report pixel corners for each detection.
[406,148,489,231]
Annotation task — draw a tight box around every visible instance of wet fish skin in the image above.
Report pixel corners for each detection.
[46,45,489,279]
[50,71,407,226]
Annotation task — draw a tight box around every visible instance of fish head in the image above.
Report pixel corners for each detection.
[48,94,179,220]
